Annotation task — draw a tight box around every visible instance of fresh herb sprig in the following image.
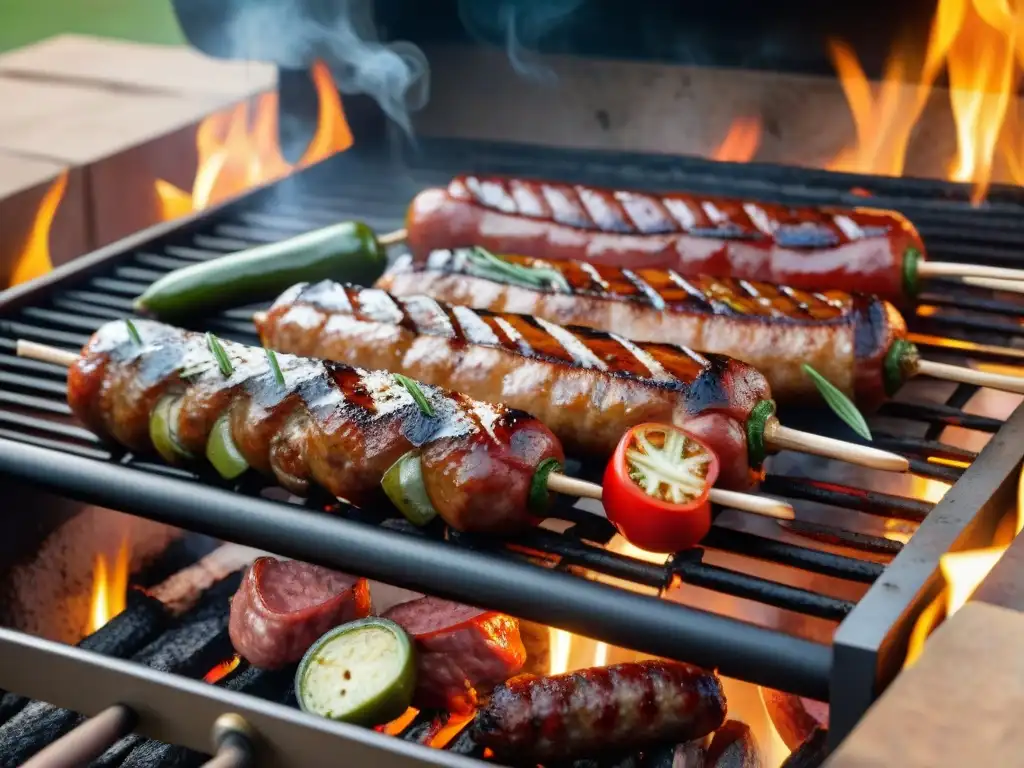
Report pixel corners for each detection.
[394,373,435,417]
[205,332,234,377]
[265,348,285,387]
[125,318,142,345]
[463,247,571,293]
[802,364,872,441]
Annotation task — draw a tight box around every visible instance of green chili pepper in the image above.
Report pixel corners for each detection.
[381,451,438,526]
[205,413,249,480]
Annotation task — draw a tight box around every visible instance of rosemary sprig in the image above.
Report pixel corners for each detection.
[802,364,872,441]
[205,332,234,377]
[463,247,571,293]
[124,318,142,345]
[265,348,285,387]
[394,373,435,417]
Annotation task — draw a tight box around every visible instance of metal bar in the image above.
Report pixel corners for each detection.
[829,399,1024,746]
[877,401,1002,433]
[21,704,135,768]
[0,629,472,768]
[0,439,833,699]
[760,476,932,522]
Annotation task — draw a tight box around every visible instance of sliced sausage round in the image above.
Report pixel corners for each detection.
[228,557,372,669]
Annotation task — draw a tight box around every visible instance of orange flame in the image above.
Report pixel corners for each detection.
[87,537,130,634]
[826,0,1024,201]
[10,171,68,286]
[204,655,242,683]
[156,60,352,219]
[711,117,763,163]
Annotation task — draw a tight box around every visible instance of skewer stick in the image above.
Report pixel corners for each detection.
[763,418,908,472]
[378,228,407,247]
[915,359,1024,394]
[15,341,793,522]
[957,276,1024,295]
[917,261,1024,282]
[546,471,795,522]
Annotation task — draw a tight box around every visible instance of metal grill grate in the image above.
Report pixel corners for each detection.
[2,143,1024,710]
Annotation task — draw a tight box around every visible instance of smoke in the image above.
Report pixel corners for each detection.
[457,0,587,84]
[215,0,429,134]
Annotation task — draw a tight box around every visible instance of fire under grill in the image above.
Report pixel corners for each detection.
[2,139,1024,764]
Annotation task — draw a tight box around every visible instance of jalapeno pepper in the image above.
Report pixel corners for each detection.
[602,424,719,553]
[381,450,439,526]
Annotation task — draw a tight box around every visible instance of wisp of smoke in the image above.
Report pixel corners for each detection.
[458,0,587,84]
[217,0,429,135]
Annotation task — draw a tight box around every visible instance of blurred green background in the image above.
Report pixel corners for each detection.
[0,0,186,53]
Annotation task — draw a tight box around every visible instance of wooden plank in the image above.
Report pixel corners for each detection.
[826,601,1024,767]
[0,34,275,99]
[0,151,88,289]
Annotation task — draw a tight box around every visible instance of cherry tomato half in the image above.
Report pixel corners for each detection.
[602,423,720,553]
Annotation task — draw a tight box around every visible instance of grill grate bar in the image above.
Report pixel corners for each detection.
[871,434,976,463]
[877,401,1003,433]
[760,476,932,522]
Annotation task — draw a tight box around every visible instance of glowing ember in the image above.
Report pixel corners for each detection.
[429,713,475,749]
[86,537,130,634]
[825,0,1024,201]
[378,707,419,736]
[711,117,762,163]
[155,60,352,219]
[10,171,68,286]
[203,655,241,684]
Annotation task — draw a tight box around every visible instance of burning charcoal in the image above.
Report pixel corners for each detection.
[779,728,828,768]
[0,591,168,727]
[641,739,707,768]
[569,755,642,768]
[705,721,762,768]
[446,727,487,758]
[400,710,450,744]
[0,574,241,766]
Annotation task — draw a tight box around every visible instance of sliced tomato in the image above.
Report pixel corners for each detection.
[602,423,719,553]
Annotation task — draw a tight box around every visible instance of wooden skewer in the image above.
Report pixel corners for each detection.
[957,276,1024,295]
[917,261,1024,282]
[915,358,1024,395]
[545,471,795,522]
[378,228,407,247]
[15,341,793,522]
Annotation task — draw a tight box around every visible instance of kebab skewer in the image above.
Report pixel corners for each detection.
[400,175,1024,300]
[16,320,793,552]
[254,281,910,486]
[376,249,1024,407]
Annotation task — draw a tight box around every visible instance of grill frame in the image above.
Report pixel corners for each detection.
[2,143,1024,755]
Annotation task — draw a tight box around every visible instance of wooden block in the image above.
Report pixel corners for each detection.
[0,151,88,289]
[0,34,276,99]
[826,601,1024,768]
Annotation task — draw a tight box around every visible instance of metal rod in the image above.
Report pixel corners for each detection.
[21,704,135,768]
[0,440,833,698]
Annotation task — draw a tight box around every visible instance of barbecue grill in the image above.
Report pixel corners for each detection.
[2,6,1024,765]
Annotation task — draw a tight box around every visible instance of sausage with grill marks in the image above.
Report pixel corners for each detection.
[405,175,924,301]
[472,660,727,761]
[257,281,772,489]
[66,319,563,534]
[376,250,907,408]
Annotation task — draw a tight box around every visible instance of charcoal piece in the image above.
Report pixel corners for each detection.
[401,710,448,744]
[705,721,761,768]
[779,728,828,768]
[641,739,706,768]
[0,591,167,728]
[568,755,642,768]
[0,574,241,767]
[110,662,297,767]
[446,727,486,758]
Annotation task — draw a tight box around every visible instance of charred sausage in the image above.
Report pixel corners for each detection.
[472,659,727,761]
[405,176,924,301]
[257,281,774,489]
[67,319,564,534]
[228,557,371,669]
[382,596,526,714]
[376,250,907,408]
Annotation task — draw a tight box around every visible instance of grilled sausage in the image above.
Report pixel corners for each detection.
[257,281,773,489]
[383,596,526,714]
[66,320,563,534]
[228,557,371,669]
[377,251,907,408]
[472,659,726,761]
[406,176,924,301]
